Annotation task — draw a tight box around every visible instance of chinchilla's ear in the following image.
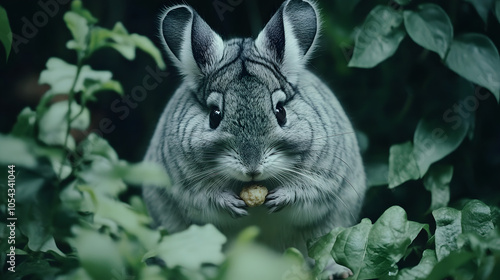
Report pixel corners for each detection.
[159,5,224,82]
[255,0,319,82]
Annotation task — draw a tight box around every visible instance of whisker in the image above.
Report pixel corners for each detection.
[330,171,362,200]
[274,165,358,221]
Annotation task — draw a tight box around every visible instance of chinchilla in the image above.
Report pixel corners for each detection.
[143,0,366,277]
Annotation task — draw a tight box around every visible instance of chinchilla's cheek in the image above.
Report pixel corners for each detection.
[283,100,314,138]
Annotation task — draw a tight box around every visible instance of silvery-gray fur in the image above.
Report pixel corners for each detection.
[144,0,365,277]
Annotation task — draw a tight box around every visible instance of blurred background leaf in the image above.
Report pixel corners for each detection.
[0,5,12,60]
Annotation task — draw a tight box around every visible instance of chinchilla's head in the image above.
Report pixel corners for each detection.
[159,0,322,189]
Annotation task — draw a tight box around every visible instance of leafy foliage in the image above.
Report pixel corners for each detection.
[1,0,499,279]
[310,206,428,279]
[348,5,406,68]
[342,0,500,278]
[0,5,11,59]
[403,4,453,59]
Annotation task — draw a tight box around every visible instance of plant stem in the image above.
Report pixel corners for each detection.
[57,59,84,180]
[57,19,93,181]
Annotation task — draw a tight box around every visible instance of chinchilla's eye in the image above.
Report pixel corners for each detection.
[275,102,286,126]
[210,106,222,129]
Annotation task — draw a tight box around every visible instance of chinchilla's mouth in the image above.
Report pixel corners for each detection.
[236,180,276,193]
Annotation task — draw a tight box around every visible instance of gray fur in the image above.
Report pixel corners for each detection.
[145,0,365,277]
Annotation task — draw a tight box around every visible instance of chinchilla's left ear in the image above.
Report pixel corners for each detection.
[159,5,224,82]
[255,0,319,82]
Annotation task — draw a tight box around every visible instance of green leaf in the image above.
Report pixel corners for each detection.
[77,157,127,196]
[0,134,69,181]
[55,268,93,280]
[403,4,453,59]
[24,224,65,256]
[444,33,500,102]
[96,196,160,250]
[423,165,453,211]
[82,79,123,104]
[138,266,168,280]
[70,0,98,24]
[458,230,500,256]
[107,22,133,58]
[431,228,500,279]
[219,229,296,280]
[465,0,495,24]
[388,141,420,188]
[330,206,426,279]
[0,135,38,168]
[413,114,470,176]
[17,195,65,256]
[349,5,406,68]
[64,11,89,52]
[39,58,113,95]
[0,5,12,59]
[145,224,226,270]
[433,200,495,261]
[69,226,126,279]
[10,258,60,280]
[36,144,71,179]
[78,137,166,196]
[425,250,476,280]
[130,34,167,70]
[11,107,37,138]
[394,0,412,5]
[308,227,344,278]
[38,100,90,147]
[283,248,313,280]
[11,166,47,202]
[80,133,119,162]
[234,226,260,244]
[77,157,171,197]
[60,181,95,213]
[88,23,135,60]
[88,23,166,69]
[389,249,437,280]
[461,231,496,259]
[461,200,494,237]
[114,161,171,187]
[433,207,462,261]
[496,0,500,23]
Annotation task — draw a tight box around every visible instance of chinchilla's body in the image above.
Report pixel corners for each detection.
[144,0,365,277]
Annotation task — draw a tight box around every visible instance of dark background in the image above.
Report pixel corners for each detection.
[1,0,499,222]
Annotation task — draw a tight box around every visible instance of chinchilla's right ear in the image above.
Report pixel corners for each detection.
[255,0,319,83]
[159,5,224,84]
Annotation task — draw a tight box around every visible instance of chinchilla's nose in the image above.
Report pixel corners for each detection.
[240,142,263,178]
[245,169,263,180]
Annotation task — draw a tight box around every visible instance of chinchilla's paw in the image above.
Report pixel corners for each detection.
[265,188,295,213]
[321,259,353,280]
[218,190,248,218]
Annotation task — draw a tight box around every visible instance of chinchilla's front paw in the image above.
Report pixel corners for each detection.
[321,258,353,280]
[218,190,248,218]
[265,188,295,213]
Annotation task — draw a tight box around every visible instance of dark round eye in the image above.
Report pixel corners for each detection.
[209,106,222,129]
[275,103,286,126]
